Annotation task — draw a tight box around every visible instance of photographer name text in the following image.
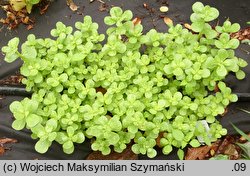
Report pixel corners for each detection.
[3,162,185,174]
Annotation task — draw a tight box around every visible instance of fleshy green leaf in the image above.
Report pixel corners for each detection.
[205,30,217,39]
[162,145,173,155]
[177,149,184,160]
[204,8,219,22]
[110,7,123,17]
[191,21,205,32]
[190,139,201,147]
[230,23,240,33]
[46,119,58,131]
[128,125,138,134]
[35,139,51,154]
[147,148,157,158]
[10,101,23,114]
[71,53,86,62]
[172,129,184,141]
[12,119,26,130]
[22,46,37,59]
[123,10,133,20]
[216,65,227,77]
[63,140,74,150]
[192,2,204,13]
[104,17,116,25]
[26,114,41,128]
[236,70,246,80]
[228,39,240,49]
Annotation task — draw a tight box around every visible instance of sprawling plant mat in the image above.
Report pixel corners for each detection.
[0,0,249,160]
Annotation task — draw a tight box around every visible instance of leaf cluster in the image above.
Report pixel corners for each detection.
[2,2,247,159]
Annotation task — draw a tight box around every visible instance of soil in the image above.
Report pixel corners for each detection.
[185,135,247,160]
[0,137,18,156]
[0,0,51,30]
[231,27,250,41]
[0,73,23,85]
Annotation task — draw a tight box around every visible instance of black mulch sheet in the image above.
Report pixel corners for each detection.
[0,0,249,160]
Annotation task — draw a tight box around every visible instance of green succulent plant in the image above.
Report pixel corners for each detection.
[2,2,247,159]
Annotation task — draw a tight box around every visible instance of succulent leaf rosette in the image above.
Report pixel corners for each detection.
[2,2,247,159]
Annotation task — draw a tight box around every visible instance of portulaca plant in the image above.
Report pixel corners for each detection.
[2,2,247,159]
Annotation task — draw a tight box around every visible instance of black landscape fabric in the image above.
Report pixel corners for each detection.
[0,0,249,159]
